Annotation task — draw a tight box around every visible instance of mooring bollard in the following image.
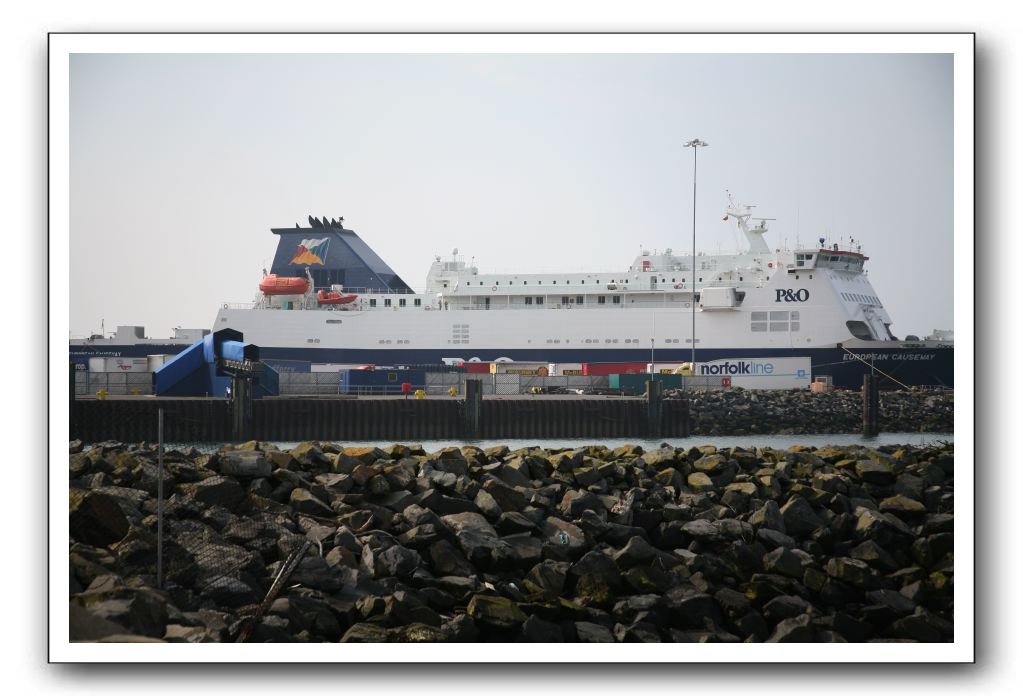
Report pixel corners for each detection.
[464,378,482,438]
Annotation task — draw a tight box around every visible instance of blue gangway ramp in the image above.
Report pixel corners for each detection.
[153,328,278,397]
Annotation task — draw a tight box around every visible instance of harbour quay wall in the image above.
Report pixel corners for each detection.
[71,397,691,443]
[681,389,953,435]
[70,389,952,444]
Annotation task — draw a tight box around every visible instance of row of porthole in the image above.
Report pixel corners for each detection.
[375,339,412,344]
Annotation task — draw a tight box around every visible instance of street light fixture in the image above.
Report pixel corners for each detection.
[683,138,708,375]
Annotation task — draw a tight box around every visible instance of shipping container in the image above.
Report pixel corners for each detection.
[146,354,171,372]
[462,362,493,374]
[338,368,426,394]
[490,361,551,375]
[609,373,685,395]
[87,357,150,373]
[646,362,694,375]
[548,363,584,376]
[582,361,649,376]
[695,357,811,389]
[311,363,375,372]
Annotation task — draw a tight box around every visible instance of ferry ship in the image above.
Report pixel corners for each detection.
[70,195,953,389]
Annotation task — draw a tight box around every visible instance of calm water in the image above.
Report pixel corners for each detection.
[258,432,953,454]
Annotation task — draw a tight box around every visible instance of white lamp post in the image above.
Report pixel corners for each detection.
[683,138,708,372]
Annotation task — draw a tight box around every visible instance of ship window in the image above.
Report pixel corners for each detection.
[699,278,702,282]
[553,280,557,284]
[790,311,799,320]
[576,296,584,304]
[770,322,788,332]
[752,312,768,321]
[414,298,421,307]
[479,282,483,286]
[384,299,392,307]
[554,339,561,344]
[523,281,527,285]
[605,339,612,343]
[791,322,800,332]
[665,339,672,344]
[740,277,743,281]
[612,339,619,343]
[562,296,569,304]
[612,296,621,304]
[536,297,544,305]
[525,297,533,305]
[598,296,606,304]
[369,299,377,307]
[751,323,767,332]
[399,298,406,307]
[770,311,789,321]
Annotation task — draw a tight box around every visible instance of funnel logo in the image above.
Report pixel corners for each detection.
[290,237,330,265]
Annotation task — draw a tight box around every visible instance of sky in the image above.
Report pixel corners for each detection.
[69,52,953,339]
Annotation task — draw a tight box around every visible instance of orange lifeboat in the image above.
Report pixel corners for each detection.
[259,274,309,296]
[317,289,358,305]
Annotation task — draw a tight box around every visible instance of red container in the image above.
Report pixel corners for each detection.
[463,362,492,374]
[582,362,649,376]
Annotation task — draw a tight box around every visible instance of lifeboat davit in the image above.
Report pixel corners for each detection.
[259,274,309,296]
[317,289,358,305]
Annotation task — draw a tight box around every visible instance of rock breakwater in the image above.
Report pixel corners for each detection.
[69,438,954,643]
[681,389,953,435]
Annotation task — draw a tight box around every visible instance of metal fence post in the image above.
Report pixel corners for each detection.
[646,379,663,438]
[464,379,482,438]
[862,374,879,437]
[157,407,164,589]
[69,362,77,440]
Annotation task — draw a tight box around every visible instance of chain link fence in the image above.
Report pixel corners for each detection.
[69,409,318,641]
[75,371,153,396]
